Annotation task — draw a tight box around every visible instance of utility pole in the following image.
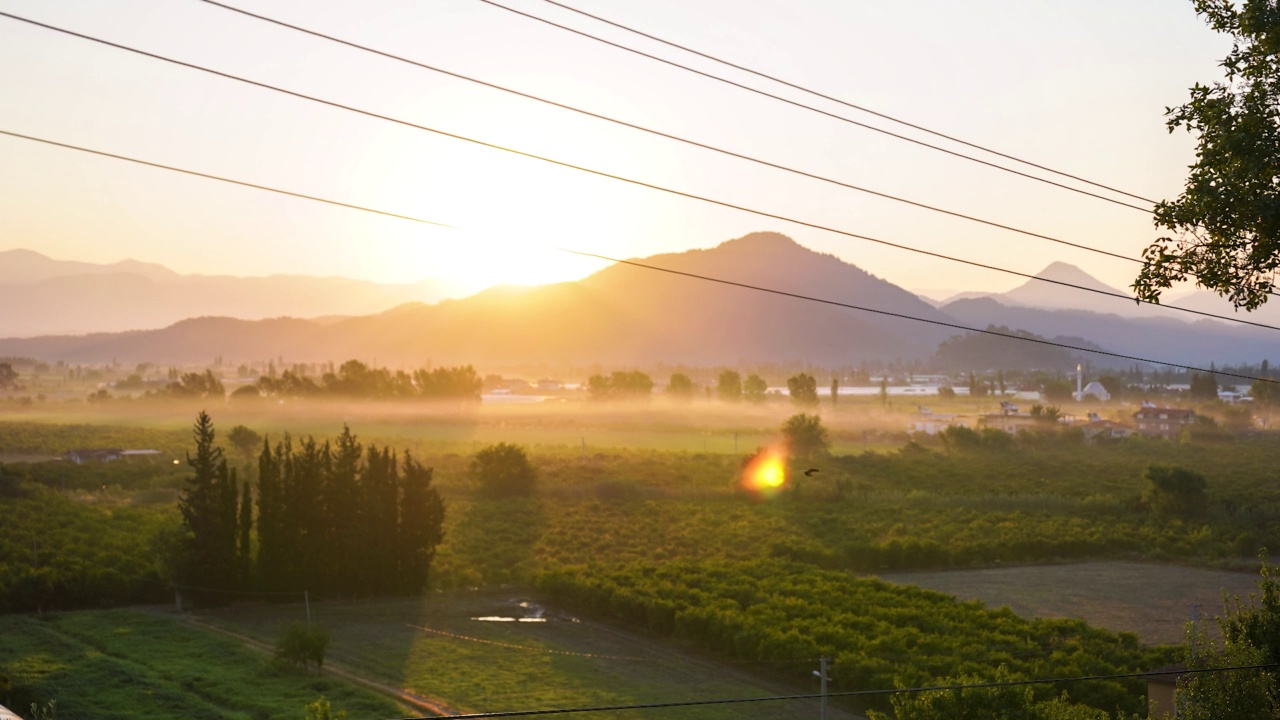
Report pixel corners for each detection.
[813,656,830,720]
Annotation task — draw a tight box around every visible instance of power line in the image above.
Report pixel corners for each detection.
[558,250,1280,386]
[0,130,455,231]
[2,13,1268,331]
[390,663,1280,719]
[196,1,1142,267]
[533,0,1158,206]
[471,0,1152,213]
[4,127,1273,384]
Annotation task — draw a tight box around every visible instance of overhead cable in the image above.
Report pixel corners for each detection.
[2,128,1270,385]
[533,0,1158,205]
[197,0,1143,267]
[390,663,1280,719]
[0,129,455,230]
[471,0,1152,213]
[0,12,1267,331]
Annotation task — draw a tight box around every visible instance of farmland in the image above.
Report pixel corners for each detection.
[2,397,1278,716]
[0,610,400,719]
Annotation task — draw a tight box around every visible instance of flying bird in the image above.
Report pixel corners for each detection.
[803,468,819,477]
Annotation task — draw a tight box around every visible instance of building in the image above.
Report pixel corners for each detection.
[976,413,1045,435]
[63,448,124,464]
[908,408,968,435]
[1076,381,1111,402]
[1132,407,1197,439]
[1079,419,1134,444]
[62,448,163,464]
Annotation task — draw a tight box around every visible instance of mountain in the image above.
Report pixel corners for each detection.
[0,249,458,337]
[5,233,1276,369]
[940,296,1278,367]
[0,233,958,365]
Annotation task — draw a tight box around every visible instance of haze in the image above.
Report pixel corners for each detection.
[0,0,1228,297]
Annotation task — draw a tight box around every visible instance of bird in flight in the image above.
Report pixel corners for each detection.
[803,468,819,477]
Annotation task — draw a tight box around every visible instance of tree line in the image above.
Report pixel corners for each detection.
[250,360,481,401]
[176,412,445,602]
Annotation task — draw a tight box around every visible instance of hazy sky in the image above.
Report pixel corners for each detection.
[0,0,1231,299]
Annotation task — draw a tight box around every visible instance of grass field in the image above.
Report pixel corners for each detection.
[198,591,861,720]
[0,609,401,719]
[879,561,1264,645]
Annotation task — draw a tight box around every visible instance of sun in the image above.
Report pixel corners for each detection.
[741,447,788,499]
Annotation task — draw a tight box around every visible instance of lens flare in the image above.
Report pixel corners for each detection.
[741,447,788,499]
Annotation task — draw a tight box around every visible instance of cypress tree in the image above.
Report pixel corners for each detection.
[178,411,238,603]
[238,476,252,587]
[398,453,445,594]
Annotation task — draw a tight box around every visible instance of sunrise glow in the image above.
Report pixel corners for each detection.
[741,447,788,499]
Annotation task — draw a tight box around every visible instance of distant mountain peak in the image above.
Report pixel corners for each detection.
[1035,261,1107,285]
[715,231,802,252]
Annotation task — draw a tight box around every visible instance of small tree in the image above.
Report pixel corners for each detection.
[1142,464,1208,520]
[304,696,347,720]
[227,424,262,465]
[1178,557,1280,719]
[666,373,694,399]
[0,363,20,389]
[471,443,537,497]
[275,622,330,672]
[743,374,768,403]
[787,373,819,406]
[781,413,829,460]
[717,370,742,402]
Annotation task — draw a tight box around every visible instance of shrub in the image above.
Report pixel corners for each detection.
[471,443,537,497]
[781,413,829,460]
[274,621,330,672]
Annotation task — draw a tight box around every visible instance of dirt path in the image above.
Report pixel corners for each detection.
[185,615,459,717]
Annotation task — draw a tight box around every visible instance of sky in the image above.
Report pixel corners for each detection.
[0,0,1233,299]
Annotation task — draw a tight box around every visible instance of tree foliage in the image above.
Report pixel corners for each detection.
[1134,0,1280,310]
[254,427,446,597]
[787,373,819,406]
[274,621,330,672]
[537,560,1162,716]
[471,442,538,497]
[717,370,742,402]
[587,371,654,400]
[0,362,19,390]
[176,411,239,599]
[743,374,768,403]
[666,373,694,399]
[1141,464,1209,520]
[781,413,829,460]
[1178,558,1280,719]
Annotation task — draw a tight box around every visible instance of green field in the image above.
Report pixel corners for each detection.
[0,610,401,719]
[3,402,1278,717]
[196,591,856,720]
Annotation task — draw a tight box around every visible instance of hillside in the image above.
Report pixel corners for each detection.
[0,233,958,365]
[0,249,457,337]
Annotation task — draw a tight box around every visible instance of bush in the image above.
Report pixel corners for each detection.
[274,621,330,672]
[471,443,537,497]
[781,413,829,460]
[1141,464,1208,520]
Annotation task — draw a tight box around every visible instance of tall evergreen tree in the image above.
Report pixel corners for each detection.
[290,436,330,591]
[177,411,239,601]
[325,426,363,595]
[359,446,400,596]
[238,476,252,586]
[256,436,284,588]
[398,453,445,594]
